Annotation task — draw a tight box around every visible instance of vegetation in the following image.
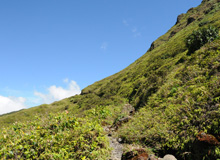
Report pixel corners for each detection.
[0,0,220,159]
[118,41,220,159]
[186,25,219,53]
[0,112,110,159]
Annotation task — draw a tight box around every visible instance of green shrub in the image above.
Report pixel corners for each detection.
[186,25,219,53]
[0,112,110,159]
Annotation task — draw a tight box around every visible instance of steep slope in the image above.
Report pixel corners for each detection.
[0,0,220,159]
[78,0,220,110]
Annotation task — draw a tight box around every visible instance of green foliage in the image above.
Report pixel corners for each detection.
[1,1,220,160]
[86,105,112,125]
[186,25,219,53]
[118,45,220,159]
[0,98,74,127]
[0,112,110,159]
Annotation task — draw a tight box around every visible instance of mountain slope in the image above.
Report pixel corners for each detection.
[0,0,220,159]
[76,0,220,109]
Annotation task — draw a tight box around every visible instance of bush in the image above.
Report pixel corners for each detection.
[186,25,219,53]
[0,112,110,159]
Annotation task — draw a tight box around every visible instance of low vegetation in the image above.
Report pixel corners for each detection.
[0,0,220,159]
[0,111,110,159]
[118,40,220,159]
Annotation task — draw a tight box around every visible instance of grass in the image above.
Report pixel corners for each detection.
[0,112,111,159]
[1,0,220,159]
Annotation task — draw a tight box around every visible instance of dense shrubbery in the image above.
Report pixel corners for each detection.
[0,112,110,159]
[118,42,220,160]
[186,25,219,53]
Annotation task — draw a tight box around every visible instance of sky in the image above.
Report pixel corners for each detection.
[0,0,202,115]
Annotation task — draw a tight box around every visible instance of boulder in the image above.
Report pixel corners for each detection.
[111,116,132,130]
[197,131,219,145]
[158,154,177,160]
[121,149,149,160]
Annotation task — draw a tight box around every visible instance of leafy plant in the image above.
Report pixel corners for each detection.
[0,112,110,159]
[186,25,219,53]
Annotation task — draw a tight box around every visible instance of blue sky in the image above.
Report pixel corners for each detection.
[0,0,202,114]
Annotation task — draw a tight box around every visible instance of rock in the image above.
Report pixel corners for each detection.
[169,31,177,38]
[108,136,123,160]
[119,116,132,123]
[80,88,91,95]
[158,154,177,160]
[134,153,149,160]
[121,149,149,160]
[175,13,184,25]
[187,7,194,13]
[187,17,195,25]
[122,104,135,115]
[104,127,109,132]
[117,138,122,143]
[163,154,177,160]
[148,41,155,52]
[204,3,215,14]
[197,131,219,145]
[111,116,132,130]
[64,105,69,110]
[202,0,210,3]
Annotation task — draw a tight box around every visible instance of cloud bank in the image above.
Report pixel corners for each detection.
[0,96,26,115]
[34,79,81,104]
[0,79,80,115]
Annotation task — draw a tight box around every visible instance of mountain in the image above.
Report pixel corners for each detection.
[1,0,220,159]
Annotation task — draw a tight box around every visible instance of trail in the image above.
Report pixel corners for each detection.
[108,134,123,160]
[104,126,123,160]
[104,104,135,160]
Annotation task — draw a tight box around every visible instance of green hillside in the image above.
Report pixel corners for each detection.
[1,0,220,159]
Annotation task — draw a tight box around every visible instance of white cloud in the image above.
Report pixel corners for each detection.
[100,42,108,50]
[63,78,69,83]
[132,27,141,37]
[0,96,26,115]
[123,19,129,26]
[34,79,81,104]
[132,27,137,32]
[0,79,81,114]
[123,19,142,37]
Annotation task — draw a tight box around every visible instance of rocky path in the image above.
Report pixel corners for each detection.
[105,104,135,160]
[104,126,123,160]
[102,104,178,160]
[108,134,123,160]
